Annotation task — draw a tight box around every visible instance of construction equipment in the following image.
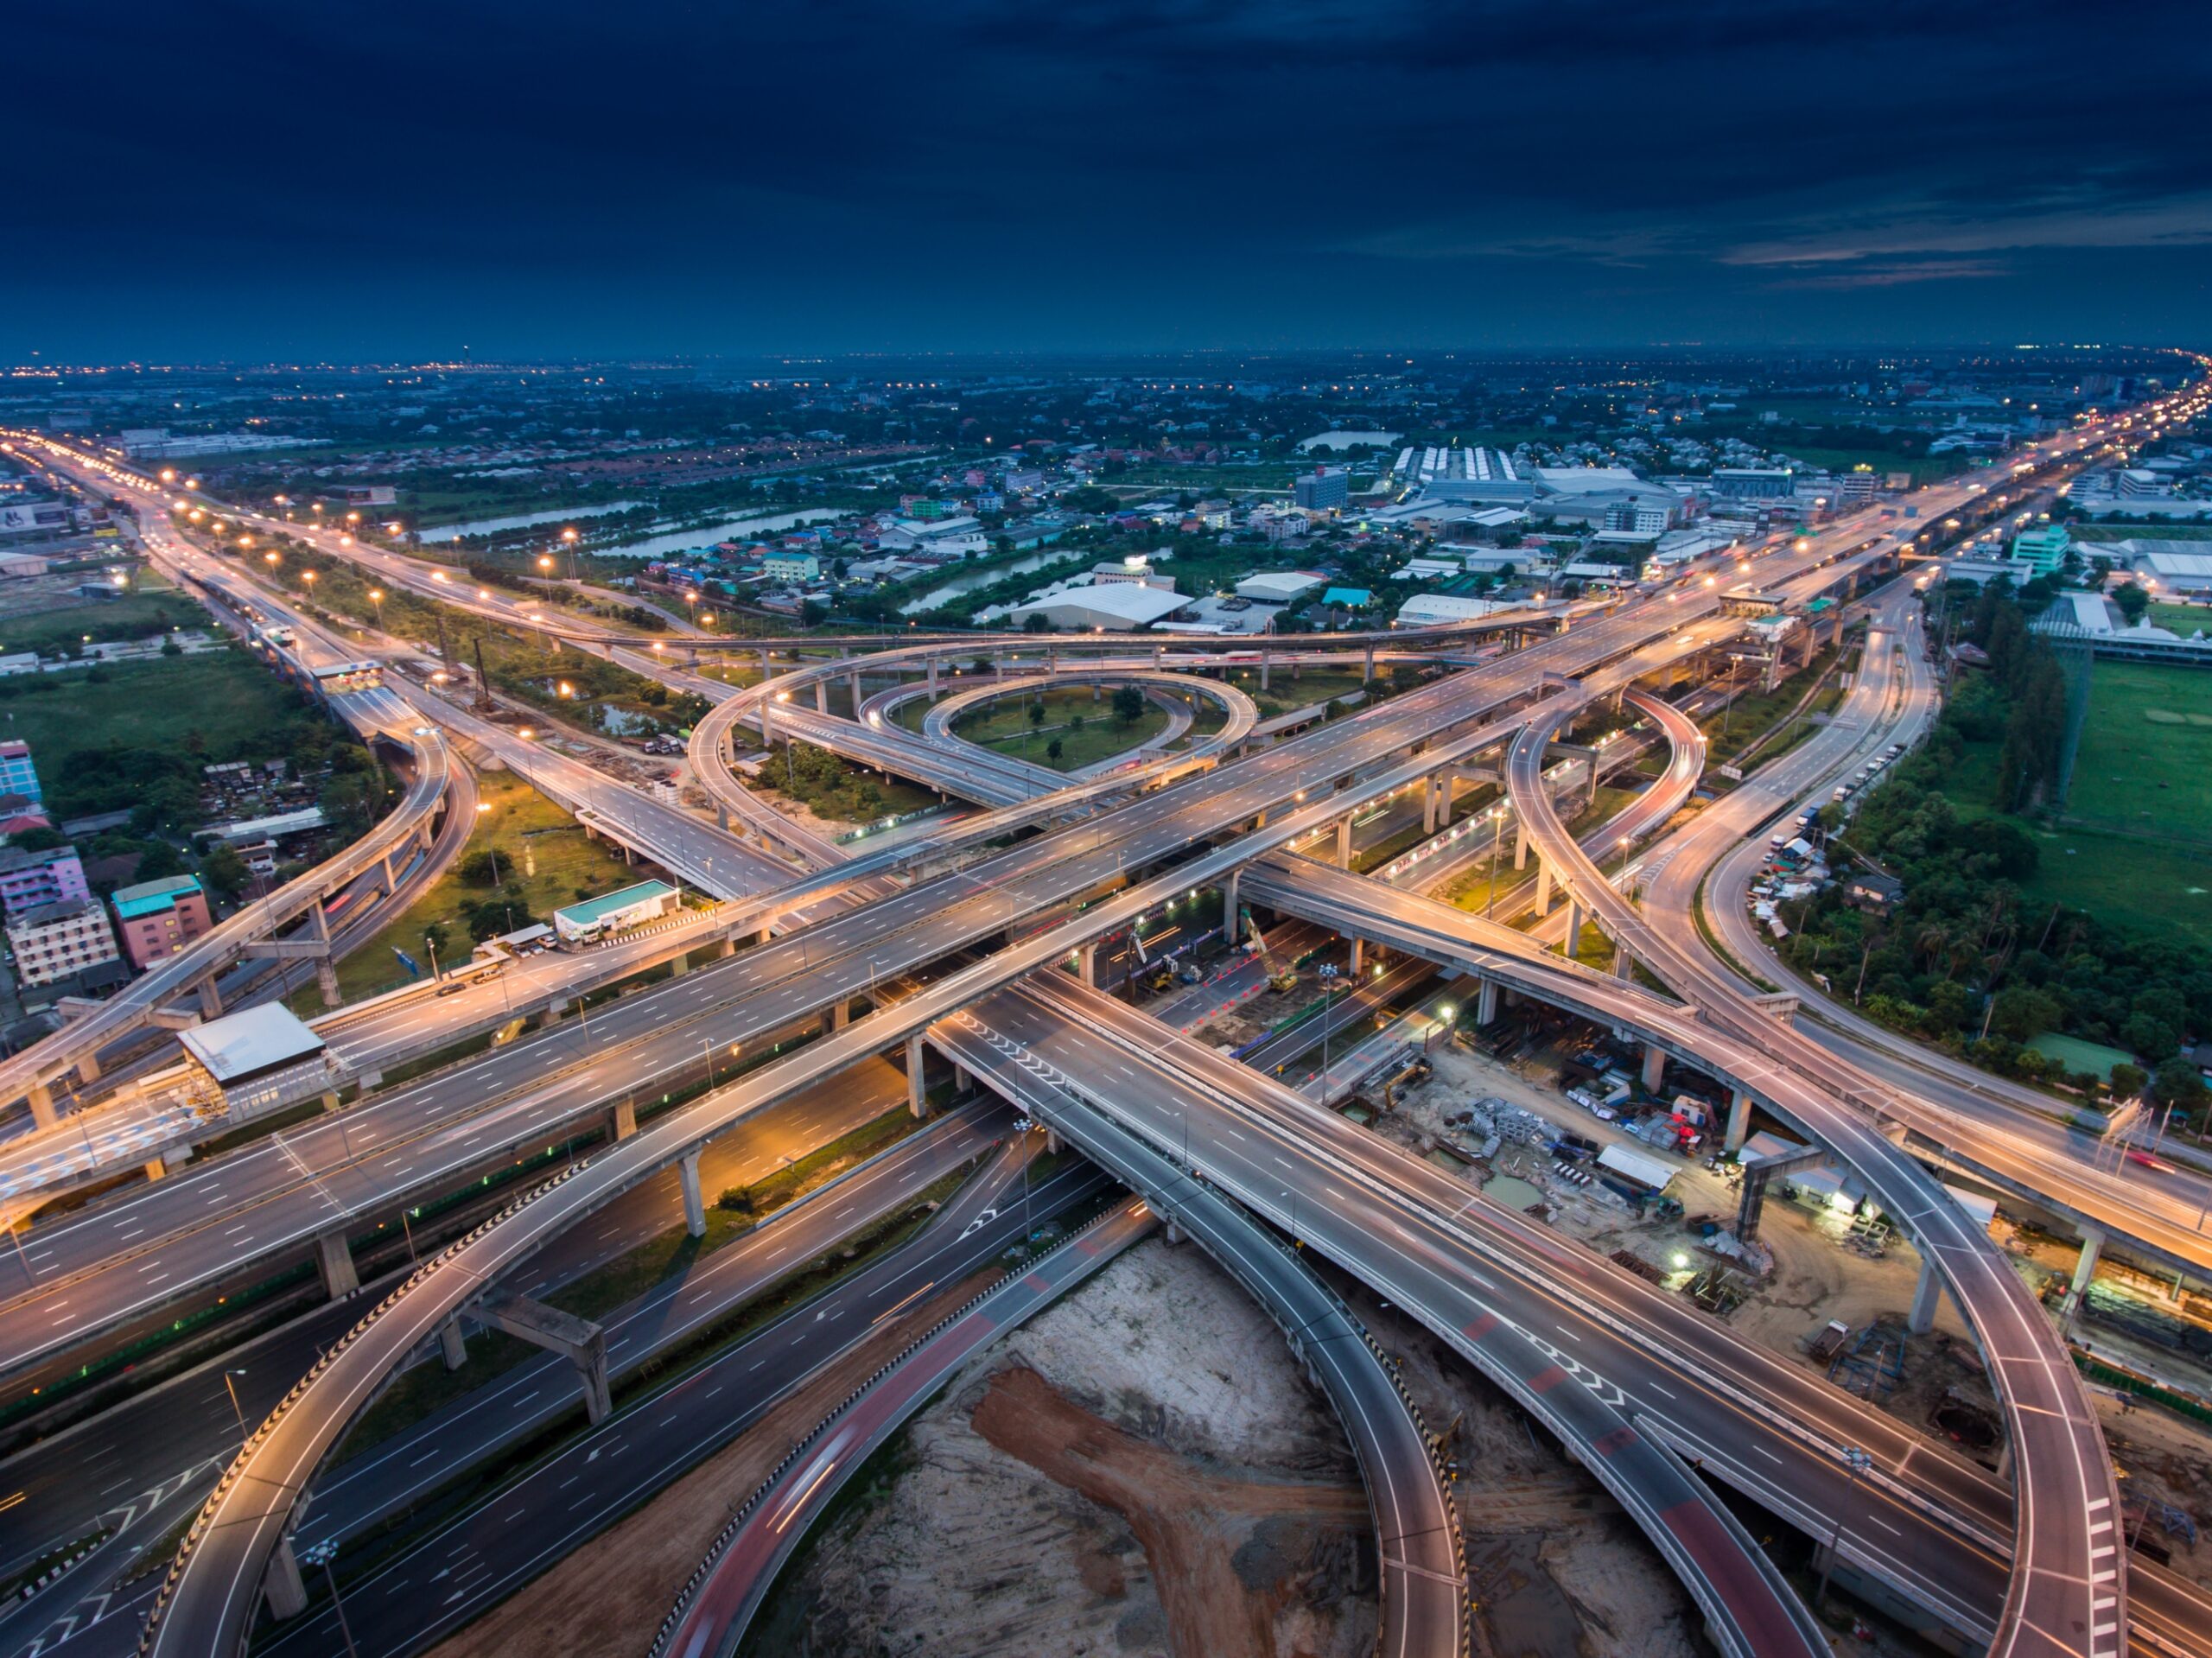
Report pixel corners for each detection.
[1242,907,1299,993]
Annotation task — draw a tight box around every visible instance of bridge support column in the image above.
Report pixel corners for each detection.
[1422,775,1440,835]
[1725,1089,1752,1154]
[1222,869,1240,946]
[76,1048,100,1084]
[1348,937,1365,976]
[1612,942,1633,980]
[27,1083,56,1130]
[1363,645,1374,683]
[716,804,729,833]
[1335,816,1352,869]
[1258,649,1270,692]
[1909,1257,1944,1335]
[814,680,828,714]
[1563,900,1585,961]
[479,1291,613,1424]
[266,1537,309,1622]
[1533,864,1553,914]
[607,1096,636,1141]
[196,975,222,1019]
[1639,1044,1666,1095]
[759,646,772,680]
[440,1318,468,1371]
[2064,1225,2105,1317]
[954,1063,971,1095]
[1514,825,1529,871]
[680,1150,706,1238]
[906,1033,927,1117]
[382,849,398,893]
[830,998,849,1032]
[1436,769,1453,828]
[1477,976,1499,1026]
[315,1228,359,1299]
[1045,1129,1061,1155]
[1077,943,1097,986]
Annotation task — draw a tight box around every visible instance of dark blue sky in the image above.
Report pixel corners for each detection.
[10,0,2210,363]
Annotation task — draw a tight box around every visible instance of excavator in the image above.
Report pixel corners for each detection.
[1241,906,1300,994]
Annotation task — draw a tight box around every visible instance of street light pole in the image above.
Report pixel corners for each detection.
[222,1369,251,1441]
[299,1540,361,1658]
[1815,1445,1874,1613]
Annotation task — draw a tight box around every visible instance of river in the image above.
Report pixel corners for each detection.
[897,549,1083,615]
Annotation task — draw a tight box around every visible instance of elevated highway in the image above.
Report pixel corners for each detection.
[1506,700,2121,1658]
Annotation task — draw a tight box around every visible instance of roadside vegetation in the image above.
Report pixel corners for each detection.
[1773,584,2210,1121]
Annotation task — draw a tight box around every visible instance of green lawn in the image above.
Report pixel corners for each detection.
[2148,602,2212,635]
[1929,718,2212,950]
[318,767,646,1004]
[0,648,318,806]
[2063,661,2212,844]
[0,587,214,656]
[950,684,1167,771]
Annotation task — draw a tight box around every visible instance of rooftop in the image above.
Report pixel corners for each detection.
[179,1002,327,1086]
[113,873,205,919]
[555,880,678,930]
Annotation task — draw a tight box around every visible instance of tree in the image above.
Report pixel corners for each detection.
[2112,581,2150,625]
[199,842,251,900]
[2151,1056,2209,1114]
[421,922,451,969]
[459,848,508,887]
[1022,613,1054,633]
[1046,737,1064,763]
[1028,701,1046,730]
[1111,684,1145,725]
[2107,1062,2148,1102]
[8,825,63,852]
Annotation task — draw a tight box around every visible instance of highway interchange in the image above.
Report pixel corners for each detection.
[0,397,2202,1658]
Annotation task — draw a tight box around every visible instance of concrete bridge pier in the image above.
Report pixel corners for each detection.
[440,1318,468,1370]
[830,998,850,1032]
[607,1096,637,1141]
[1335,816,1352,869]
[1222,870,1241,945]
[1612,942,1634,981]
[315,1228,359,1299]
[479,1290,613,1424]
[196,975,223,1020]
[2063,1225,2106,1318]
[266,1537,309,1621]
[1513,825,1529,871]
[1724,1089,1752,1154]
[814,680,828,714]
[1348,937,1365,976]
[1909,1257,1944,1335]
[679,1150,707,1238]
[1639,1044,1666,1095]
[1259,650,1269,692]
[1563,899,1586,961]
[1533,864,1553,915]
[1077,942,1098,986]
[27,1082,56,1130]
[906,1032,927,1117]
[1363,645,1375,683]
[1476,976,1499,1026]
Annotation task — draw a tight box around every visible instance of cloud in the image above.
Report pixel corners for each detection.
[1766,258,2006,289]
[1723,193,2212,267]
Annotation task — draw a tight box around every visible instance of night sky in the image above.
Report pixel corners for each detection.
[10,0,2211,363]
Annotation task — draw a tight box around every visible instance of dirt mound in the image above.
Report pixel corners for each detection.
[971,1365,1370,1658]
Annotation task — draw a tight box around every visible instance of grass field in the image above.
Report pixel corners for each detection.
[2063,660,2212,844]
[2149,602,2212,634]
[321,767,645,1003]
[1934,708,2212,949]
[0,586,214,656]
[0,649,318,808]
[950,684,1167,771]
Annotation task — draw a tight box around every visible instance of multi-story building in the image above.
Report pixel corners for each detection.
[2010,524,2071,577]
[111,873,214,969]
[0,740,41,804]
[761,551,821,583]
[6,897,121,989]
[0,844,89,916]
[1294,467,1350,512]
[1709,467,1796,501]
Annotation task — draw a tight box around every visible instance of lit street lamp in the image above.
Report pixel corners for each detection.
[297,1540,360,1658]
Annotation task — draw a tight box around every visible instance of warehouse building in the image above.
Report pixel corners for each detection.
[1006,581,1191,632]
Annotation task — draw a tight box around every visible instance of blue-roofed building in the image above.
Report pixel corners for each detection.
[0,740,40,804]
